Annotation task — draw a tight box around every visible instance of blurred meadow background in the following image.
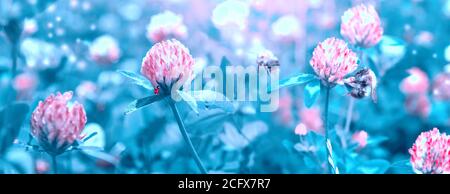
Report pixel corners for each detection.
[0,0,449,174]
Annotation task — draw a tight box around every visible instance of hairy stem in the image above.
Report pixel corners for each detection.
[323,86,337,174]
[168,100,208,174]
[324,86,330,141]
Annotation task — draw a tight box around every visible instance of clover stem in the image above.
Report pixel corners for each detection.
[323,85,337,174]
[11,43,18,78]
[5,43,18,103]
[168,100,208,174]
[52,155,58,174]
[340,97,355,169]
[344,97,355,136]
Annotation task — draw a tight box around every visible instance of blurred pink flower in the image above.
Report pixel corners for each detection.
[400,67,429,95]
[299,107,323,134]
[76,81,97,99]
[271,15,303,42]
[317,13,336,30]
[21,38,63,70]
[295,123,308,136]
[409,128,450,174]
[352,130,368,148]
[23,19,38,35]
[35,159,50,174]
[31,92,87,156]
[340,4,383,48]
[414,31,434,47]
[13,72,37,92]
[276,93,294,125]
[212,0,250,31]
[310,37,358,85]
[96,157,120,169]
[89,35,121,65]
[405,94,431,118]
[249,0,308,16]
[146,11,188,42]
[432,73,450,101]
[141,39,194,93]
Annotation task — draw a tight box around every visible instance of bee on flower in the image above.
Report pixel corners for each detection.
[344,68,378,102]
[256,49,280,73]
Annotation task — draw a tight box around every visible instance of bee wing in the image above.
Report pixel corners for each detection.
[269,60,280,67]
[345,92,353,98]
[344,80,358,89]
[371,86,378,103]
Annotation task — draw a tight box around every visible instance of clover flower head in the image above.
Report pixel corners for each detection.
[31,91,87,156]
[89,35,121,65]
[352,130,368,148]
[13,72,37,92]
[212,0,250,31]
[340,4,383,48]
[271,15,302,41]
[409,128,450,174]
[298,107,323,134]
[400,67,429,95]
[310,37,358,85]
[295,123,308,136]
[405,94,431,118]
[146,10,188,42]
[141,39,194,93]
[432,73,450,101]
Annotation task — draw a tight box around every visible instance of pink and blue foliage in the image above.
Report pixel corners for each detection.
[0,0,449,174]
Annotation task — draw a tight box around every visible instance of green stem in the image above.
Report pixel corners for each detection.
[168,100,208,174]
[323,86,337,174]
[5,43,18,103]
[11,43,18,78]
[341,97,355,169]
[67,153,72,173]
[344,97,355,137]
[52,155,58,174]
[324,86,330,141]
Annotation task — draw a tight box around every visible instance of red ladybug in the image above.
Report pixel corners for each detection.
[154,86,160,95]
